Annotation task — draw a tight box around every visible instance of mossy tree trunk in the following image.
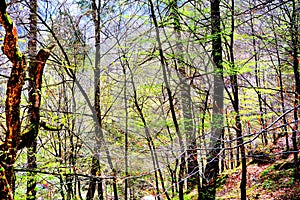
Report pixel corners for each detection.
[0,1,27,198]
[0,1,53,199]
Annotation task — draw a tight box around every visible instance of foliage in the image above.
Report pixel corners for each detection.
[0,0,299,199]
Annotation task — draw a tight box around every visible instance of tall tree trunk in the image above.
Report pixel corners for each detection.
[271,12,289,153]
[87,1,118,199]
[227,1,247,199]
[290,0,299,179]
[169,0,200,192]
[26,0,38,199]
[148,0,186,199]
[87,0,103,198]
[200,0,224,199]
[122,55,129,200]
[0,1,53,199]
[249,3,268,146]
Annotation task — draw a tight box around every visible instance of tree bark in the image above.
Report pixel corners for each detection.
[290,0,299,179]
[170,0,200,192]
[26,0,38,198]
[227,1,247,199]
[200,0,224,199]
[148,1,186,199]
[0,1,53,199]
[0,1,27,199]
[87,1,118,199]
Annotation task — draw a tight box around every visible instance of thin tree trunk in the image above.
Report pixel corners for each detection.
[26,0,38,199]
[225,110,234,169]
[227,1,247,199]
[271,13,289,152]
[148,1,186,199]
[122,55,129,200]
[200,90,210,173]
[126,58,170,199]
[86,2,101,198]
[290,0,299,179]
[249,3,268,146]
[88,1,118,199]
[93,4,119,199]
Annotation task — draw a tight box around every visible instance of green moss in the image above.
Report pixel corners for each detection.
[260,165,275,177]
[216,174,228,187]
[15,47,23,61]
[0,167,4,172]
[260,163,296,191]
[3,12,13,27]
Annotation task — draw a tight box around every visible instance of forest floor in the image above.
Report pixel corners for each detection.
[175,136,300,200]
[216,159,300,199]
[216,138,300,200]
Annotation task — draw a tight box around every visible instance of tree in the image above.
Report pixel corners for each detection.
[26,0,38,199]
[224,0,247,198]
[0,1,53,199]
[169,0,200,192]
[289,0,299,179]
[200,0,224,199]
[1,0,300,199]
[148,0,187,199]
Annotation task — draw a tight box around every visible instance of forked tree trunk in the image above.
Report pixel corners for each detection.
[0,1,53,199]
[0,2,26,198]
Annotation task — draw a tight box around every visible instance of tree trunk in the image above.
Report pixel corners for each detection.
[290,0,299,179]
[200,0,224,199]
[170,0,200,192]
[0,1,53,199]
[87,1,118,199]
[86,0,103,198]
[228,1,247,199]
[122,55,129,200]
[271,12,289,153]
[249,4,268,146]
[148,1,186,199]
[0,2,26,197]
[26,0,38,199]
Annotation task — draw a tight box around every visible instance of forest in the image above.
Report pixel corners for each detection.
[0,0,299,199]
